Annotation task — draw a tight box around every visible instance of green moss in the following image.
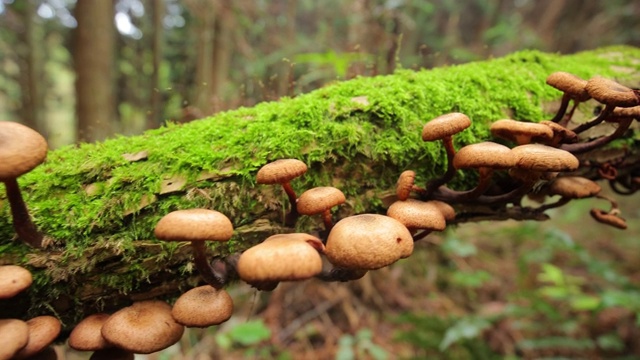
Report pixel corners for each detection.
[1,46,639,323]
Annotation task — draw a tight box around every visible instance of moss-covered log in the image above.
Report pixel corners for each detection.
[1,46,639,333]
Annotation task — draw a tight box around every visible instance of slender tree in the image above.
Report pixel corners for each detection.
[73,0,116,142]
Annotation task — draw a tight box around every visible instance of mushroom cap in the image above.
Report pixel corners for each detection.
[548,176,601,199]
[396,170,416,201]
[453,141,516,170]
[237,233,324,283]
[171,286,234,328]
[325,214,413,270]
[387,199,446,231]
[155,209,233,242]
[610,105,640,120]
[422,112,471,141]
[590,208,627,230]
[511,144,579,172]
[490,119,554,144]
[0,122,48,181]
[68,313,112,351]
[428,200,456,222]
[545,72,590,101]
[585,77,639,108]
[540,121,578,144]
[101,300,184,354]
[0,319,29,360]
[0,265,33,299]
[256,159,307,184]
[14,315,61,359]
[296,186,346,215]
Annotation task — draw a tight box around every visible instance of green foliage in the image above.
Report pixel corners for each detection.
[336,328,389,360]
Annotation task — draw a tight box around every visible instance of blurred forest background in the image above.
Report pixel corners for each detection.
[2,0,640,359]
[1,0,639,147]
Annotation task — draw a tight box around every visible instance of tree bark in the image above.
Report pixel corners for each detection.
[0,46,639,334]
[147,0,165,130]
[73,0,116,142]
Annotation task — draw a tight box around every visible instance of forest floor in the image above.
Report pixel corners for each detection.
[54,189,640,360]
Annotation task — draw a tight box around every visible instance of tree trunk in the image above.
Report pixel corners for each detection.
[0,47,639,335]
[73,0,116,142]
[147,0,165,130]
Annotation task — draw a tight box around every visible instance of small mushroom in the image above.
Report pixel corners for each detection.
[0,319,29,360]
[545,71,590,124]
[237,233,324,290]
[14,315,61,359]
[387,199,446,236]
[256,159,308,225]
[0,265,33,299]
[0,121,48,248]
[171,285,234,327]
[490,119,554,145]
[537,176,601,211]
[590,208,627,230]
[155,209,234,288]
[101,300,184,354]
[296,186,346,233]
[421,112,472,194]
[68,313,112,352]
[325,214,413,270]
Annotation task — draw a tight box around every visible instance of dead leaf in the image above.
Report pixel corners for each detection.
[122,150,149,162]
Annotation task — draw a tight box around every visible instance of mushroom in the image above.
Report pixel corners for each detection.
[0,319,29,360]
[450,141,516,200]
[101,300,184,354]
[0,265,33,299]
[155,209,234,288]
[539,121,578,146]
[387,199,446,239]
[537,176,601,211]
[590,208,627,230]
[545,71,590,124]
[237,233,324,290]
[0,121,48,248]
[421,112,471,194]
[14,315,61,359]
[490,119,553,145]
[296,186,346,233]
[572,77,639,134]
[325,214,413,270]
[68,313,112,352]
[171,285,234,327]
[256,158,308,225]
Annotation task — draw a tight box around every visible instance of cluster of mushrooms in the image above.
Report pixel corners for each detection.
[0,72,639,358]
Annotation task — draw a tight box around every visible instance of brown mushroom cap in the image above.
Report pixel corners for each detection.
[0,265,33,299]
[154,209,233,242]
[545,72,590,101]
[421,112,471,141]
[585,77,639,108]
[610,105,640,119]
[387,199,446,231]
[540,121,578,144]
[0,122,48,181]
[428,200,456,222]
[256,159,308,184]
[590,208,627,230]
[296,186,346,215]
[68,313,112,351]
[511,144,579,172]
[101,300,184,354]
[548,176,601,199]
[14,315,61,359]
[453,142,515,170]
[325,214,413,270]
[237,233,324,283]
[396,170,416,201]
[0,319,29,360]
[490,119,554,145]
[171,286,234,328]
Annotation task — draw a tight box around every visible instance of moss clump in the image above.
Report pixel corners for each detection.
[0,46,639,325]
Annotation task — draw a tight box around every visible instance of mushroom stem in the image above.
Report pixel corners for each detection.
[558,101,580,127]
[4,178,43,248]
[281,182,299,226]
[561,118,633,154]
[425,136,457,195]
[431,177,536,205]
[315,267,367,282]
[190,241,226,289]
[551,93,571,123]
[535,196,571,212]
[320,210,334,233]
[412,229,433,242]
[570,105,614,134]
